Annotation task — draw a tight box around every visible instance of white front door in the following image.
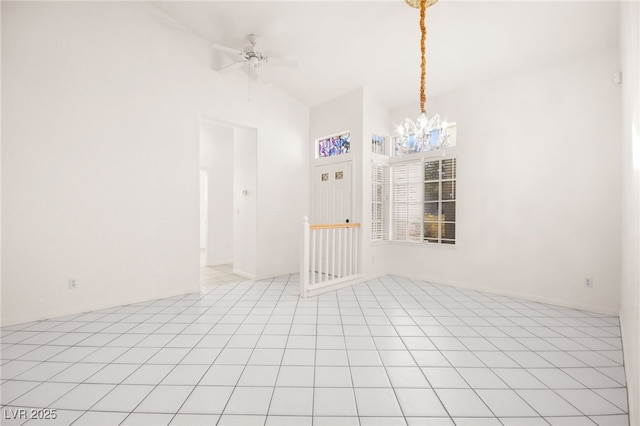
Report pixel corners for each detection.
[313,161,352,224]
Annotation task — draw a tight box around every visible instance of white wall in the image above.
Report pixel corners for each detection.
[387,48,622,314]
[1,1,308,325]
[620,2,640,423]
[308,88,394,279]
[255,101,309,279]
[362,88,392,278]
[233,127,257,278]
[309,88,363,223]
[199,122,234,266]
[0,2,3,316]
[199,170,207,249]
[308,89,364,279]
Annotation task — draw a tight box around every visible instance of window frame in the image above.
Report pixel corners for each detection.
[316,131,351,159]
[389,146,458,246]
[391,161,423,242]
[371,161,390,243]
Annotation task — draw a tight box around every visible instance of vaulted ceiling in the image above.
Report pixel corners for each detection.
[150,1,620,109]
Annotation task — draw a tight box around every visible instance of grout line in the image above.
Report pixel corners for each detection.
[0,273,630,425]
[264,274,303,422]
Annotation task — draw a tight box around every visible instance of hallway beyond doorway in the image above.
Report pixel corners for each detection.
[200,250,246,287]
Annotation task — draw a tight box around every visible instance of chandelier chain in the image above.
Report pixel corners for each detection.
[420,0,427,113]
[396,0,451,157]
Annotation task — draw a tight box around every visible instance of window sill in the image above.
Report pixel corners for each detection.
[387,240,457,248]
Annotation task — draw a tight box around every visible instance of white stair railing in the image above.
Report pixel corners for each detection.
[300,217,362,297]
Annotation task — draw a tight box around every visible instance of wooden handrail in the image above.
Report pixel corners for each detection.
[310,223,361,230]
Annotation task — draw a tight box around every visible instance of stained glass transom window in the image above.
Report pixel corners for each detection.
[318,132,350,158]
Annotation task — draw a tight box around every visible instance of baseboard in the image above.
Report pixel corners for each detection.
[0,286,201,328]
[298,272,388,297]
[2,271,619,326]
[620,314,639,425]
[209,260,233,267]
[297,270,618,316]
[387,271,620,317]
[233,268,256,280]
[301,275,365,297]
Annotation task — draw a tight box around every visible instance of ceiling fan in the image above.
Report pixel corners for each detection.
[210,34,298,78]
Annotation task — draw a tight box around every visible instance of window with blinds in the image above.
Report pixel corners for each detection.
[371,163,389,242]
[392,162,423,242]
[424,158,456,244]
[391,157,456,245]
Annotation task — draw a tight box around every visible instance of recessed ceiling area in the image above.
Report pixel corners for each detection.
[152,1,619,109]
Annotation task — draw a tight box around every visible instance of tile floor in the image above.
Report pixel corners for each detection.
[0,275,629,426]
[200,251,246,288]
[200,264,246,288]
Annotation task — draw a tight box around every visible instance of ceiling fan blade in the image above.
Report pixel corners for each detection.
[266,56,298,70]
[210,43,244,56]
[214,61,246,73]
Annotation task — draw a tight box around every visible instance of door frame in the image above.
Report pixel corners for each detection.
[199,115,257,279]
[199,169,209,252]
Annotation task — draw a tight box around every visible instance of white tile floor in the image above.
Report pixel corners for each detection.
[200,250,246,288]
[0,275,629,426]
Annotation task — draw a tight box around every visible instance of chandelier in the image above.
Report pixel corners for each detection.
[397,0,450,154]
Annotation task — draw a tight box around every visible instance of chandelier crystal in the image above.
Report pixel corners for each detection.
[397,0,450,154]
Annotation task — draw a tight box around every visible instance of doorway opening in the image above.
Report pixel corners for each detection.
[199,118,257,286]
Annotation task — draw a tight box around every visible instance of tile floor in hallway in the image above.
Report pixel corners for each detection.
[200,264,246,288]
[200,250,246,288]
[0,275,629,426]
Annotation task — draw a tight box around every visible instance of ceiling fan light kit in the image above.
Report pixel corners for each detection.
[210,33,299,101]
[210,34,297,75]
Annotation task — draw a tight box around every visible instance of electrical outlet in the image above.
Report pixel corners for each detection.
[584,278,593,288]
[68,279,78,290]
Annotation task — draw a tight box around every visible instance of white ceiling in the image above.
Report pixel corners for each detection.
[150,1,620,109]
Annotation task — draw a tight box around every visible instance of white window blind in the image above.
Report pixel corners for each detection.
[371,163,389,242]
[392,162,423,242]
[390,156,457,245]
